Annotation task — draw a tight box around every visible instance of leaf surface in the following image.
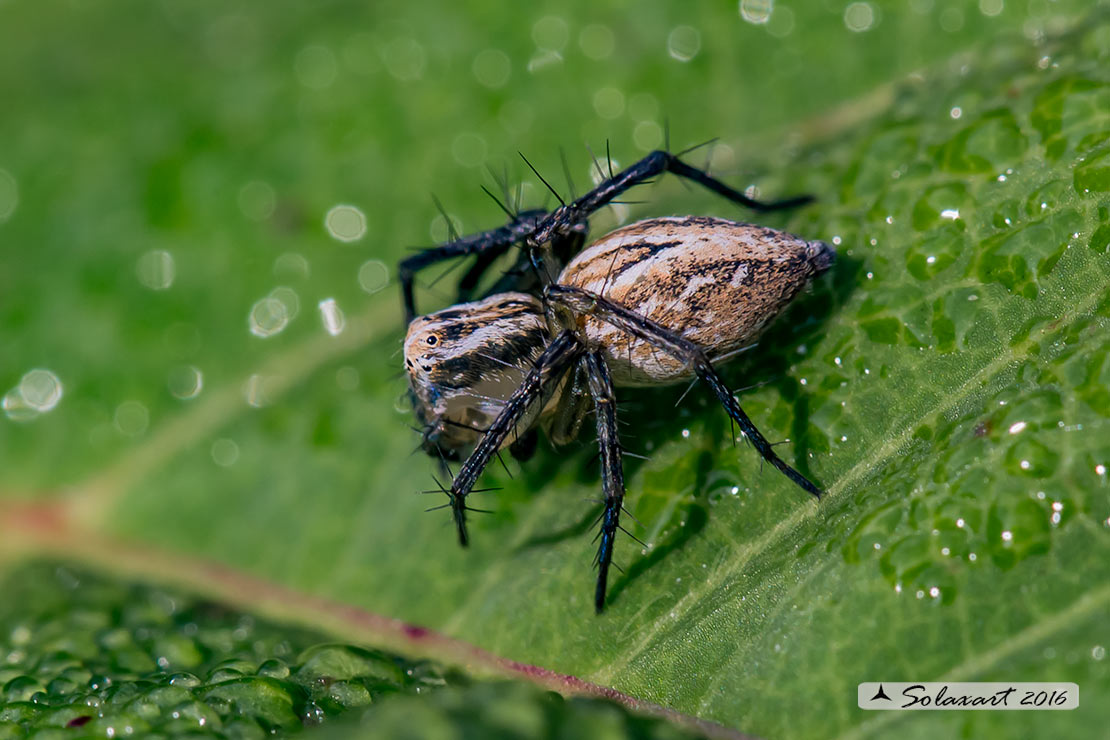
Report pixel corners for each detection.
[2,2,1109,738]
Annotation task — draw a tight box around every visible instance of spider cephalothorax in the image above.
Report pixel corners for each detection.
[399,148,834,611]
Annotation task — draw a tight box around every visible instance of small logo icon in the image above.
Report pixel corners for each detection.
[870,684,892,702]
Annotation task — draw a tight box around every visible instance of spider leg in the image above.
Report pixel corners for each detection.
[545,285,822,499]
[399,208,548,323]
[583,350,625,613]
[529,150,814,248]
[448,330,583,545]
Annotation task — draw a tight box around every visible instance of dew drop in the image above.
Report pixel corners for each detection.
[633,120,663,151]
[844,2,875,32]
[19,369,64,412]
[318,298,345,336]
[168,366,204,400]
[381,37,425,81]
[324,204,367,242]
[592,86,625,119]
[211,438,239,467]
[527,49,563,73]
[667,26,701,62]
[472,49,511,88]
[1001,530,1013,542]
[1008,421,1027,434]
[452,132,487,168]
[136,250,176,290]
[532,15,569,51]
[273,252,310,279]
[114,401,149,437]
[765,5,795,37]
[2,388,37,421]
[243,374,271,408]
[358,260,389,294]
[249,296,289,338]
[578,24,615,60]
[739,0,773,25]
[979,0,1003,17]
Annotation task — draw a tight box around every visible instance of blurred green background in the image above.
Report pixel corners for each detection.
[3,1,1110,738]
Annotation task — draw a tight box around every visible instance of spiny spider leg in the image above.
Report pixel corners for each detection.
[583,350,625,613]
[448,330,584,546]
[546,284,823,499]
[530,150,814,247]
[399,208,547,323]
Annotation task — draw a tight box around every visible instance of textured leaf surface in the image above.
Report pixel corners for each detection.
[2,2,1110,738]
[0,562,698,739]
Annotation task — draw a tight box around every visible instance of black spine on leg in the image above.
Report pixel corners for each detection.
[583,351,625,613]
[545,285,823,499]
[448,330,583,545]
[399,209,548,323]
[528,150,814,248]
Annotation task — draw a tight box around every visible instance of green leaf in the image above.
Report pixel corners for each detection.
[0,562,697,739]
[3,2,1110,739]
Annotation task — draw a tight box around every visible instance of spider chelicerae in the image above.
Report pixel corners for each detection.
[399,147,834,612]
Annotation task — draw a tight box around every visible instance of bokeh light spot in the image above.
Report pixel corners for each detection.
[532,16,569,51]
[578,24,615,60]
[844,2,876,32]
[472,49,511,88]
[318,298,345,336]
[168,365,204,400]
[249,296,290,338]
[211,438,240,467]
[739,0,774,25]
[325,204,367,242]
[667,26,701,62]
[115,400,150,437]
[358,260,390,294]
[136,250,176,291]
[452,132,488,168]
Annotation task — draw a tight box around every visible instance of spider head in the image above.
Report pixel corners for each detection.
[403,292,550,458]
[805,239,836,274]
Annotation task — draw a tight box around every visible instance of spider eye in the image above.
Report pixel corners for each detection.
[426,335,438,346]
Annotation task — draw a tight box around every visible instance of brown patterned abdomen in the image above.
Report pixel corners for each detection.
[557,216,834,385]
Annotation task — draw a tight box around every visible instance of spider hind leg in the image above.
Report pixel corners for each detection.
[546,285,823,500]
[582,350,625,613]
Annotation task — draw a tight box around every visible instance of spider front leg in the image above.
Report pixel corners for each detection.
[447,330,583,545]
[582,350,625,613]
[546,285,823,499]
[529,149,814,247]
[399,208,547,323]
